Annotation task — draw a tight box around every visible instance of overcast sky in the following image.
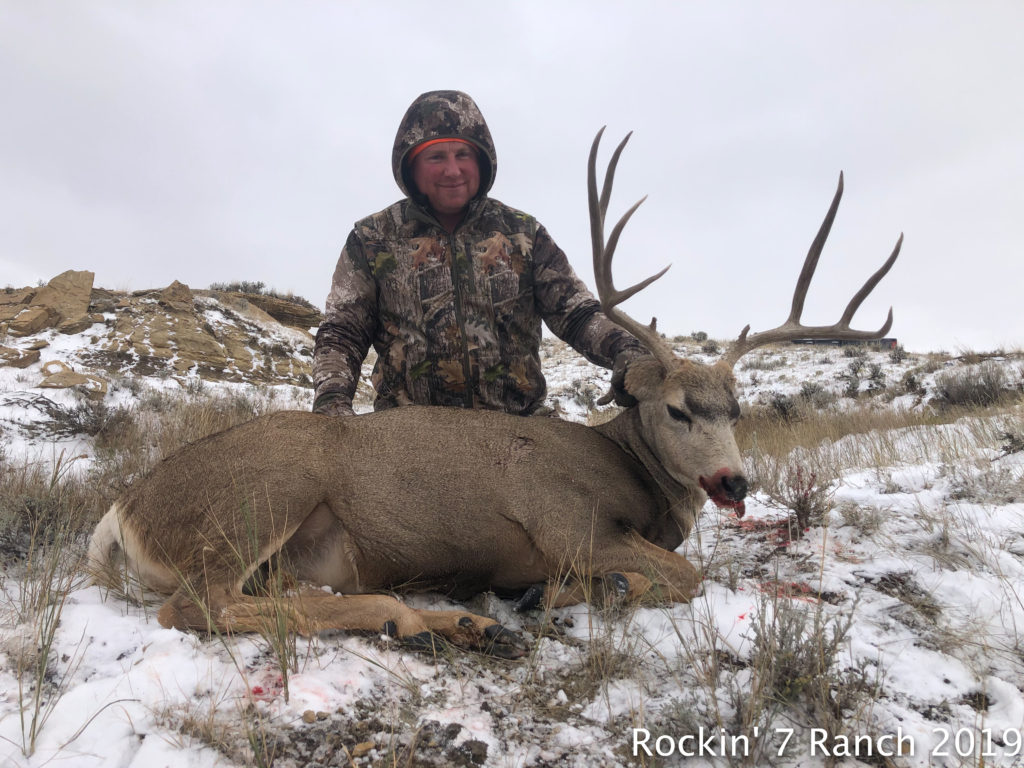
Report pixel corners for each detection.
[2,2,1021,353]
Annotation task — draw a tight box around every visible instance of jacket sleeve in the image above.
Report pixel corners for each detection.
[312,230,378,411]
[532,225,647,369]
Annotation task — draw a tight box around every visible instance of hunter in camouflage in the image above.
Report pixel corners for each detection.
[313,90,646,416]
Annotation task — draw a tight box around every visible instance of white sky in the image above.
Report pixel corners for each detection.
[2,1,1021,353]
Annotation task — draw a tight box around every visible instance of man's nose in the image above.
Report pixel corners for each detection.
[440,156,461,175]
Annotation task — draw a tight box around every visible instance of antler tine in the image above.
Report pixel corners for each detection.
[723,172,901,367]
[838,233,902,327]
[588,129,677,372]
[788,172,844,324]
[599,130,633,224]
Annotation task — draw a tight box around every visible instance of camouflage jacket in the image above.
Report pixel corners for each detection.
[313,198,645,414]
[312,90,644,415]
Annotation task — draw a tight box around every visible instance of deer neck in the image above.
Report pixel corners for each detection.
[595,408,693,508]
[595,408,699,549]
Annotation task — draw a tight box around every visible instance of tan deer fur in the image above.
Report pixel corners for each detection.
[87,366,743,655]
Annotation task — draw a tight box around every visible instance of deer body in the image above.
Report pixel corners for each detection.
[95,406,705,588]
[90,403,721,654]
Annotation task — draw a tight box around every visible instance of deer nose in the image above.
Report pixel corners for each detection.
[720,474,748,501]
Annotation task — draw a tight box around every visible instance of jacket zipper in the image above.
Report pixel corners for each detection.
[447,230,475,408]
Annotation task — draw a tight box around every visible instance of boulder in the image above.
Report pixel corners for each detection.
[156,280,194,312]
[32,270,95,333]
[7,306,55,335]
[39,370,109,400]
[0,345,40,368]
[3,275,313,388]
[42,360,74,377]
[0,287,35,323]
[38,360,109,401]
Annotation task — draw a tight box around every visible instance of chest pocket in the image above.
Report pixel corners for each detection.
[369,237,454,326]
[474,232,532,321]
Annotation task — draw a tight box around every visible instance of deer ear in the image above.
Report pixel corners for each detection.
[622,356,668,402]
[712,359,737,389]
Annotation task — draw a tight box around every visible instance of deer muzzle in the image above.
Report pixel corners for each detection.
[700,470,748,518]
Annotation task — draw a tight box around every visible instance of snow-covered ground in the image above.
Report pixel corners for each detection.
[1,329,1022,767]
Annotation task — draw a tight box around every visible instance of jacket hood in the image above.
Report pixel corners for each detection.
[392,90,497,200]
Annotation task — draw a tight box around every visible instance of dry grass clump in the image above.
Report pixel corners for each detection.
[0,451,100,560]
[933,360,1022,409]
[0,469,90,758]
[736,393,1023,470]
[1,383,301,559]
[207,279,317,311]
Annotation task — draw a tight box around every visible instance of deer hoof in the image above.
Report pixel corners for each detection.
[513,584,545,613]
[483,624,530,660]
[402,631,447,655]
[604,572,630,600]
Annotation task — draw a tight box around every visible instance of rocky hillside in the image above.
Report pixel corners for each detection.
[1,271,320,401]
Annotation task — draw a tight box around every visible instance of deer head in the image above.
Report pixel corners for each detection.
[589,128,901,517]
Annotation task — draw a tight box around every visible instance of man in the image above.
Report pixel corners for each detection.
[312,90,645,417]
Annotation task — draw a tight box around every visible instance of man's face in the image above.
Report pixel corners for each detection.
[409,141,481,216]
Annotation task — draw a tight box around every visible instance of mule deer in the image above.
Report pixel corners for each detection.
[88,129,900,657]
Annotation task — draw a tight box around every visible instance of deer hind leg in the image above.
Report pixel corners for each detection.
[411,609,528,659]
[157,583,527,657]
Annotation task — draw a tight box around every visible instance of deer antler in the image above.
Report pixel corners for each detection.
[589,128,678,373]
[721,172,902,367]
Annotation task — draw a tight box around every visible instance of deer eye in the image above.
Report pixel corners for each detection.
[667,405,692,425]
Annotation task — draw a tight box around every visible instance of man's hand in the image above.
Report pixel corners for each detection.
[609,351,651,408]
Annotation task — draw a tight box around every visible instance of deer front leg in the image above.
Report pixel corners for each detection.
[514,571,654,611]
[610,533,702,603]
[518,532,701,611]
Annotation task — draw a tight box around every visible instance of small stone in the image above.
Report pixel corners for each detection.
[351,741,374,757]
[301,710,316,724]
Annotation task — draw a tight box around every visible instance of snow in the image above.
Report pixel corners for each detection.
[1,330,1023,767]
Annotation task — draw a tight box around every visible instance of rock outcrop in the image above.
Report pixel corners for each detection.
[226,292,323,330]
[1,270,95,335]
[0,273,317,390]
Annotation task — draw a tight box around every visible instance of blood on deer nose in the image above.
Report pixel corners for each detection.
[699,470,748,518]
[720,474,748,501]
